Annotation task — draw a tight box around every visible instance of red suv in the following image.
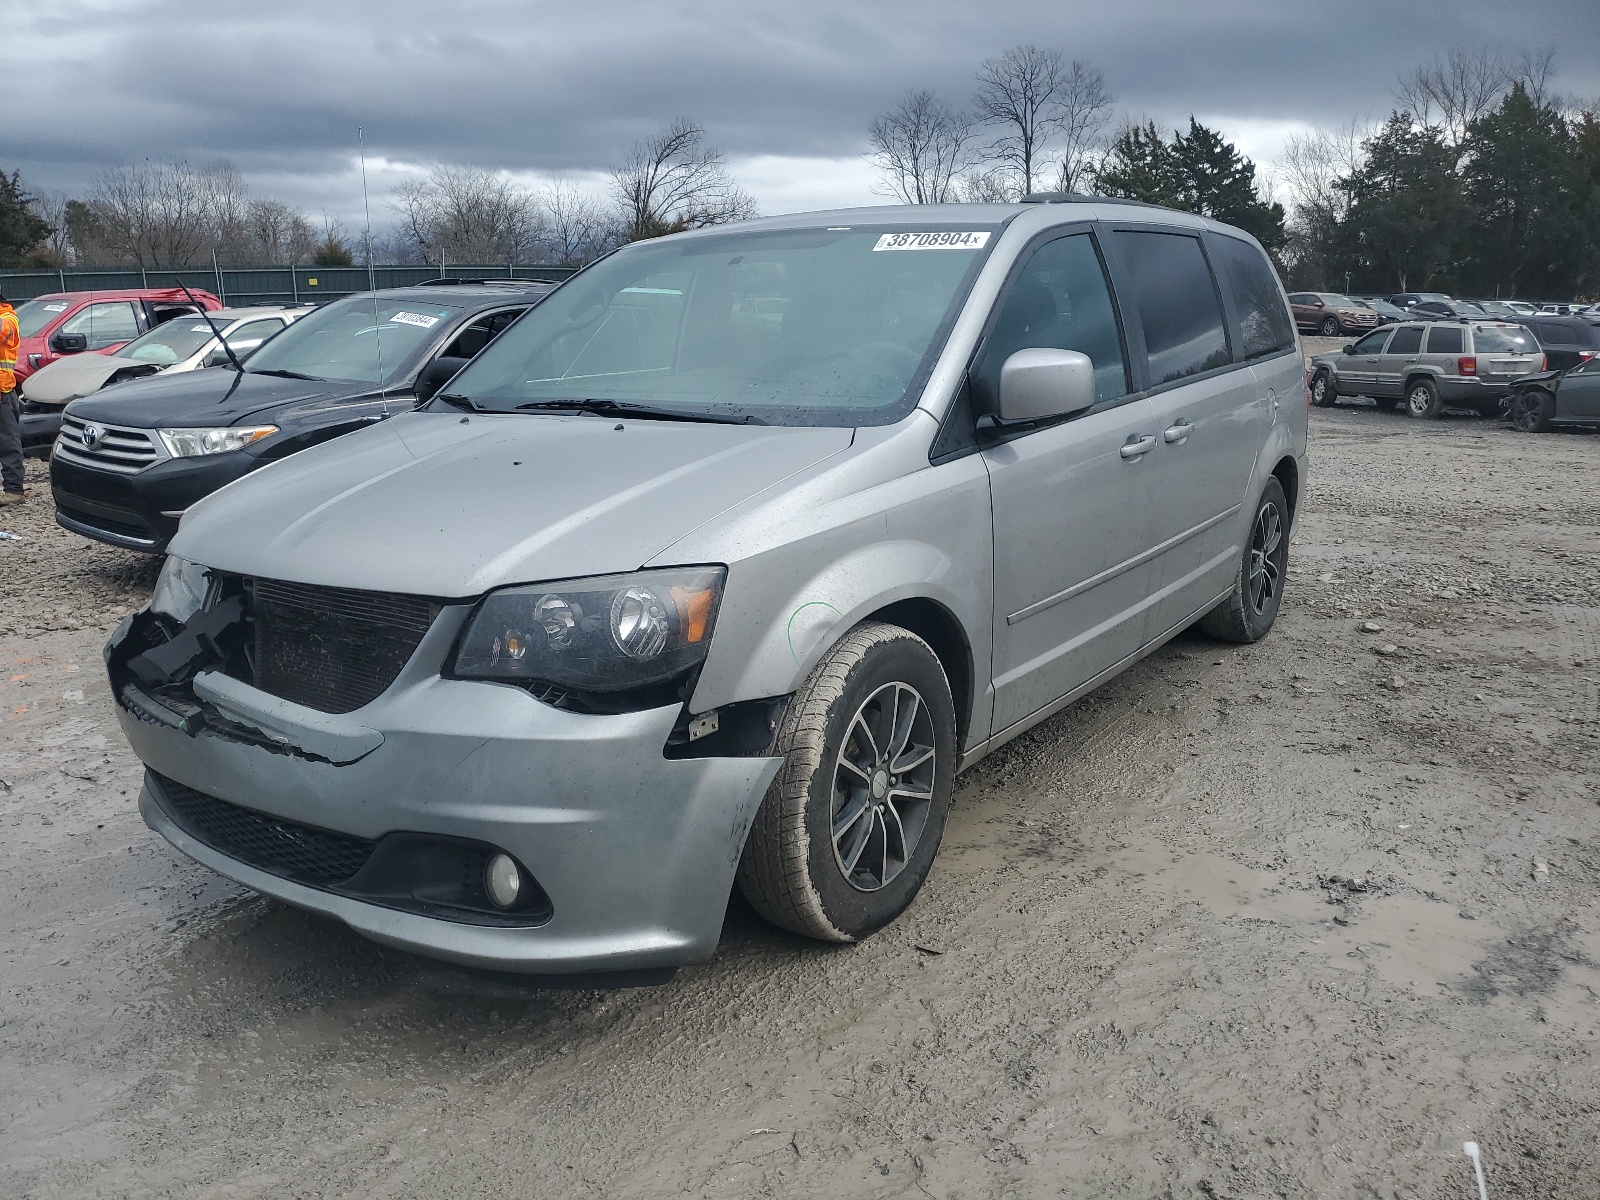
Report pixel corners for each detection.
[11,287,222,383]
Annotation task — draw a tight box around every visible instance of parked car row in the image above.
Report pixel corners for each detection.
[9,287,221,382]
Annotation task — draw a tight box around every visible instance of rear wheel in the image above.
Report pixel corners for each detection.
[1508,388,1554,433]
[1405,378,1442,419]
[1200,478,1290,644]
[1319,317,1341,337]
[1310,369,1336,407]
[737,622,957,943]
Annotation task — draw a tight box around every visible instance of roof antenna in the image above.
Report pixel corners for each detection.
[359,125,388,418]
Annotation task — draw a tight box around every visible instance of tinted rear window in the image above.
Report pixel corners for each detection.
[1474,327,1536,353]
[1212,236,1295,360]
[1532,321,1573,345]
[1387,326,1423,355]
[1424,326,1464,354]
[1112,231,1230,385]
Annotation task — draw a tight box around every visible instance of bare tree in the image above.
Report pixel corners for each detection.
[1043,60,1116,193]
[538,179,614,264]
[957,166,1019,204]
[868,90,974,204]
[31,189,74,264]
[610,120,756,241]
[973,45,1069,195]
[88,161,218,267]
[1510,47,1559,110]
[1396,46,1512,147]
[392,164,546,264]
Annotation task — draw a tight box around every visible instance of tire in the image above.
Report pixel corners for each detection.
[737,622,958,943]
[1404,377,1442,419]
[1319,317,1341,337]
[1374,396,1399,411]
[1310,369,1336,407]
[1200,478,1290,645]
[1508,388,1554,433]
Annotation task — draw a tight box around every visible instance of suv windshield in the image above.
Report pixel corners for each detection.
[441,224,1001,426]
[13,298,72,337]
[245,295,459,385]
[119,318,219,366]
[1474,327,1536,353]
[1323,294,1358,307]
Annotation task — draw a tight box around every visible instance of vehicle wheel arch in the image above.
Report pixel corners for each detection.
[1271,454,1300,526]
[865,597,975,752]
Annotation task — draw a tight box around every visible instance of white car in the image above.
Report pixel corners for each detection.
[21,306,309,405]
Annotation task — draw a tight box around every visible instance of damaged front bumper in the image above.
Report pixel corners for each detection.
[108,608,783,976]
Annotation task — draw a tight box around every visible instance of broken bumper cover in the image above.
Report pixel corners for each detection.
[118,644,782,975]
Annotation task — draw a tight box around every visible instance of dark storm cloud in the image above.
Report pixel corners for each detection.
[12,0,1600,200]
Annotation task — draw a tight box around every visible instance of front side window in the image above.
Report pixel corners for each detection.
[1424,326,1464,354]
[245,295,461,385]
[1352,329,1392,354]
[442,224,999,425]
[1212,236,1295,360]
[972,232,1129,409]
[61,301,140,349]
[1386,326,1424,355]
[1111,231,1230,385]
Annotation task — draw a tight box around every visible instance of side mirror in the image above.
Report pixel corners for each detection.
[1342,344,1358,355]
[997,348,1097,424]
[415,355,470,401]
[51,332,88,354]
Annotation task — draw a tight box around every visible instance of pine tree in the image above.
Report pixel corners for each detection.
[1335,115,1466,292]
[0,169,52,267]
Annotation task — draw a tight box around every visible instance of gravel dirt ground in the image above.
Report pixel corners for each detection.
[2,376,1598,1199]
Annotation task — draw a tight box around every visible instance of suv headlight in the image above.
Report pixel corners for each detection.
[450,566,726,693]
[158,425,277,458]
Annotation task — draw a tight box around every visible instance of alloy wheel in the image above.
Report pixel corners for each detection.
[1509,394,1539,432]
[830,681,937,892]
[1247,501,1284,616]
[1408,386,1432,417]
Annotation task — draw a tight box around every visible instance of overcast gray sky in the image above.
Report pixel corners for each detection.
[13,0,1600,227]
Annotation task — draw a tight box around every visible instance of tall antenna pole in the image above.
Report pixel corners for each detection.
[358,126,387,417]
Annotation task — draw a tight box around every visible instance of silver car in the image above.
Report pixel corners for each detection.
[107,200,1308,980]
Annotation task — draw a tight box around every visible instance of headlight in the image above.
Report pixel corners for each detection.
[451,567,725,693]
[149,555,212,623]
[158,425,277,458]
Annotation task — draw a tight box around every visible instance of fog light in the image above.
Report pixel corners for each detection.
[485,853,521,909]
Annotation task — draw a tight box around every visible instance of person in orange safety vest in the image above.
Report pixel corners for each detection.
[0,288,23,503]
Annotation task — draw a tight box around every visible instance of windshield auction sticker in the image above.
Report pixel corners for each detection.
[873,231,991,251]
[389,311,442,329]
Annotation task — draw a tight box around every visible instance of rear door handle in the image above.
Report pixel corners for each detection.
[1163,420,1192,444]
[1120,434,1157,459]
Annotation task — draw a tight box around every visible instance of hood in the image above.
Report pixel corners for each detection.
[172,411,855,597]
[62,368,377,428]
[20,351,138,405]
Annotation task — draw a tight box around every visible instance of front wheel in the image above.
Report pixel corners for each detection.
[1405,378,1442,419]
[1319,317,1341,337]
[737,622,957,943]
[1310,369,1336,407]
[1508,388,1554,433]
[1200,478,1290,644]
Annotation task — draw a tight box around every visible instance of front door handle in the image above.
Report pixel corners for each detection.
[1120,434,1157,459]
[1163,420,1192,444]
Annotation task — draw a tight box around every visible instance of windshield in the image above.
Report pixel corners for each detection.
[13,298,72,338]
[245,295,458,385]
[441,224,1000,426]
[1474,327,1536,353]
[119,318,218,366]
[1323,294,1358,307]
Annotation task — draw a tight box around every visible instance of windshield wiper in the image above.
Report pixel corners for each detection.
[514,398,763,424]
[431,392,481,412]
[248,368,324,381]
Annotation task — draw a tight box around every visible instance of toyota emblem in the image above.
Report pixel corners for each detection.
[81,424,104,450]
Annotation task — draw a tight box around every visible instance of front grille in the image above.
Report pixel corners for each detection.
[249,578,438,714]
[152,772,377,886]
[55,415,164,474]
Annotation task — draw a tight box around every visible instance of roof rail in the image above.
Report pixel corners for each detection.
[1019,191,1167,210]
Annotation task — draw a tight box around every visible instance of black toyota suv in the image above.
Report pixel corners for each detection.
[51,280,553,553]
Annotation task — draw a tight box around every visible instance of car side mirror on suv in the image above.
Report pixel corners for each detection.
[995,348,1097,424]
[415,355,471,402]
[1342,344,1358,355]
[50,332,88,354]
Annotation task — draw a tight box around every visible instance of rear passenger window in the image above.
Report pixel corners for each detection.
[1212,236,1295,360]
[1424,326,1464,354]
[975,233,1129,407]
[1387,326,1423,355]
[1111,231,1230,385]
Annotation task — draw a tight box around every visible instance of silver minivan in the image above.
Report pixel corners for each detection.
[108,199,1307,980]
